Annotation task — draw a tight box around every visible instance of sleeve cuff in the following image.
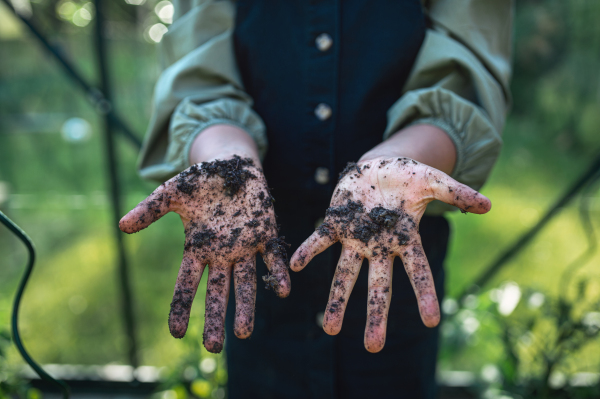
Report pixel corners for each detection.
[139,97,267,181]
[384,87,502,191]
[405,116,464,179]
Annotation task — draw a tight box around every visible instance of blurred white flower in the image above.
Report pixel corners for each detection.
[442,298,459,315]
[582,312,600,334]
[481,364,502,384]
[497,282,521,316]
[489,288,501,303]
[161,390,176,399]
[200,358,217,374]
[570,372,600,387]
[462,316,480,334]
[548,371,567,389]
[527,292,545,309]
[183,366,197,381]
[462,294,479,309]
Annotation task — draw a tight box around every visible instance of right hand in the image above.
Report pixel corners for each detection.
[290,157,491,352]
[119,155,291,353]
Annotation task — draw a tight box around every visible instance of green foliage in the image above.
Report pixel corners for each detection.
[441,278,600,399]
[0,327,39,399]
[154,325,227,399]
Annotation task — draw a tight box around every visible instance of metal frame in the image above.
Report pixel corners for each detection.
[1,0,140,370]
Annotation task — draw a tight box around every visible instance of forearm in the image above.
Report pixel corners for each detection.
[189,124,262,166]
[359,124,456,175]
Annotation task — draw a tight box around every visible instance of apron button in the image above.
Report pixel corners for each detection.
[315,33,333,52]
[314,103,332,121]
[314,167,330,184]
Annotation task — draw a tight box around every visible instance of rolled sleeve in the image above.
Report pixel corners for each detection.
[138,0,267,182]
[384,0,514,211]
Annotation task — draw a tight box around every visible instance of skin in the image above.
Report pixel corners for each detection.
[120,122,491,355]
[290,123,492,353]
[119,124,290,353]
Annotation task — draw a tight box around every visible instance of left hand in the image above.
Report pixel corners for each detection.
[290,157,491,353]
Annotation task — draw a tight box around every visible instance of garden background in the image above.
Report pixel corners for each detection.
[1,0,600,398]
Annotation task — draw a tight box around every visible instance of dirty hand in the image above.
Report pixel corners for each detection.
[119,155,291,353]
[290,157,491,352]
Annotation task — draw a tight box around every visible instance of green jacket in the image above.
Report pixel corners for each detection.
[138,0,513,214]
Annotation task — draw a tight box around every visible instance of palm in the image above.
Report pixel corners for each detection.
[290,157,491,353]
[120,156,291,353]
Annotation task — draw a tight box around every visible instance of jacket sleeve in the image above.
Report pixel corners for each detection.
[384,0,513,212]
[137,0,267,181]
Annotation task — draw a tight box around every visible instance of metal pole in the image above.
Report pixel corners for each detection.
[458,151,600,301]
[93,0,139,369]
[1,211,70,399]
[0,0,142,150]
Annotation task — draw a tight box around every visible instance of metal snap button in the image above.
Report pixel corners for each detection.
[314,167,330,185]
[314,103,332,121]
[315,33,333,52]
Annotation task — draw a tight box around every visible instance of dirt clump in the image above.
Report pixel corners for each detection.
[176,155,256,197]
[368,207,400,228]
[338,162,364,181]
[323,199,416,247]
[219,227,242,249]
[186,227,216,250]
[317,221,335,238]
[201,155,256,196]
[264,236,291,262]
[262,274,278,291]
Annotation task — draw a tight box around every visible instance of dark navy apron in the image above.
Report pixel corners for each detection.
[226,1,450,398]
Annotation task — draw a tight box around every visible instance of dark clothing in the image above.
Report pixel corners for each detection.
[234,0,426,196]
[226,1,448,398]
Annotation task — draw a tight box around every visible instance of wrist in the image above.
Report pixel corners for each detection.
[189,124,262,167]
[359,124,456,175]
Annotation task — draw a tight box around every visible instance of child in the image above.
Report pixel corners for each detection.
[120,1,513,397]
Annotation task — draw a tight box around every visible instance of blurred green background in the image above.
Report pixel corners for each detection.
[1,0,599,398]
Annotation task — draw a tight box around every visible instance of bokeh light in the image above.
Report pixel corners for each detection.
[155,1,174,24]
[61,117,92,142]
[145,23,168,43]
[55,1,94,27]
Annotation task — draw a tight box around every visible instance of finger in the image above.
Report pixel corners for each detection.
[323,246,363,335]
[168,253,207,338]
[261,237,292,298]
[290,222,337,272]
[427,168,491,214]
[399,242,440,328]
[233,256,257,339]
[203,262,232,353]
[364,255,394,353]
[119,184,173,233]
